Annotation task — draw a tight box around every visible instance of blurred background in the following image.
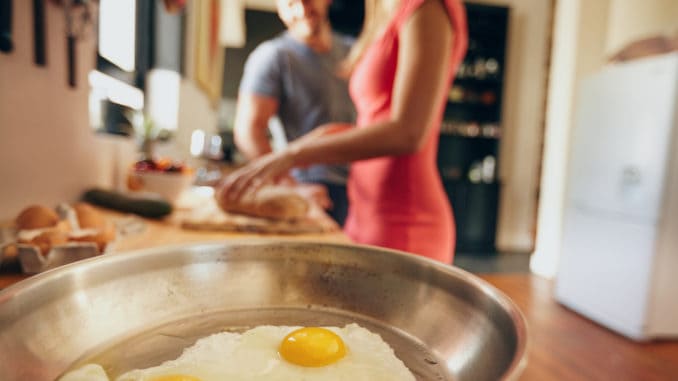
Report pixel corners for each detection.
[1,0,677,277]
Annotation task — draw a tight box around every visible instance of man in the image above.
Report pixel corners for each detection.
[234,0,356,226]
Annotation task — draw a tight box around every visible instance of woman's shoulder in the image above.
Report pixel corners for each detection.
[392,0,465,25]
[392,0,467,52]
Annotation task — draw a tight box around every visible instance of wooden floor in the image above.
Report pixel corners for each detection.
[480,274,678,380]
[2,270,677,380]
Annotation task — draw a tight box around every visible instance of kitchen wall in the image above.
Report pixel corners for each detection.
[532,0,610,277]
[243,0,276,12]
[0,1,135,219]
[175,0,221,156]
[606,0,678,56]
[0,1,225,220]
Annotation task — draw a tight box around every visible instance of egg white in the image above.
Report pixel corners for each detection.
[58,363,110,381]
[60,324,416,381]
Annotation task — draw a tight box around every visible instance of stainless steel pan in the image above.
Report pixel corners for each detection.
[0,241,527,380]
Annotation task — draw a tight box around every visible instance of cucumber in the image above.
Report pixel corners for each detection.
[82,188,173,219]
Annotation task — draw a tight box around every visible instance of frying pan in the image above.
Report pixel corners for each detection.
[0,241,527,380]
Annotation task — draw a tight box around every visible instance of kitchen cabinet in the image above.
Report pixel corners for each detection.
[437,2,509,254]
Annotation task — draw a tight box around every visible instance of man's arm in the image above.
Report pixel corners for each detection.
[233,93,279,159]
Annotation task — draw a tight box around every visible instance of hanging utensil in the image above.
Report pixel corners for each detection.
[62,0,95,88]
[32,0,46,65]
[64,0,77,87]
[0,0,12,53]
[66,32,76,86]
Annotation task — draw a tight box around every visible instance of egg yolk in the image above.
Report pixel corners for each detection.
[150,376,201,381]
[279,327,346,367]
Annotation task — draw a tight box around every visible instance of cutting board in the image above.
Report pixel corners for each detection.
[176,194,339,235]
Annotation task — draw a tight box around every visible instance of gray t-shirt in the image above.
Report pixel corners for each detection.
[239,31,356,185]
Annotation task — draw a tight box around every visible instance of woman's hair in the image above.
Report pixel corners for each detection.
[342,0,400,73]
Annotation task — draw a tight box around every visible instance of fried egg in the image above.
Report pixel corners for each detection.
[59,324,415,381]
[58,363,110,381]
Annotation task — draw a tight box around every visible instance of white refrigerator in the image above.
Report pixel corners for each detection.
[555,52,678,341]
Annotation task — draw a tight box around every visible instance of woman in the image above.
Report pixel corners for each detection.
[218,0,468,263]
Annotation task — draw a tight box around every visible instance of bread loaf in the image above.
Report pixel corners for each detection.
[216,185,309,221]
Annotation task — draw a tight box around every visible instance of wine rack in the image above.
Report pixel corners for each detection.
[438,2,509,254]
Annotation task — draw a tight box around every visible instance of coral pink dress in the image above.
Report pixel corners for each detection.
[344,0,468,263]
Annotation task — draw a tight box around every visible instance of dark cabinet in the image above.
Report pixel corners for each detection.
[444,181,500,253]
[438,3,509,253]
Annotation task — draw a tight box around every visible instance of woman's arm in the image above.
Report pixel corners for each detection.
[290,0,454,165]
[220,0,454,200]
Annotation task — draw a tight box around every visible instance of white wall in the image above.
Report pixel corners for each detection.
[606,0,678,56]
[175,80,221,155]
[0,1,136,219]
[531,0,611,277]
[175,0,221,156]
[244,0,276,12]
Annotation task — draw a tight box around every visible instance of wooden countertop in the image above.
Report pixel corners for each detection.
[0,204,349,285]
[111,209,349,253]
[1,211,677,380]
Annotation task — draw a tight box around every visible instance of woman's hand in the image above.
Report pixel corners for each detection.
[216,148,296,204]
[217,122,351,206]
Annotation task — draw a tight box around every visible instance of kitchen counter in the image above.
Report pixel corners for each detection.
[0,204,349,285]
[1,211,677,380]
